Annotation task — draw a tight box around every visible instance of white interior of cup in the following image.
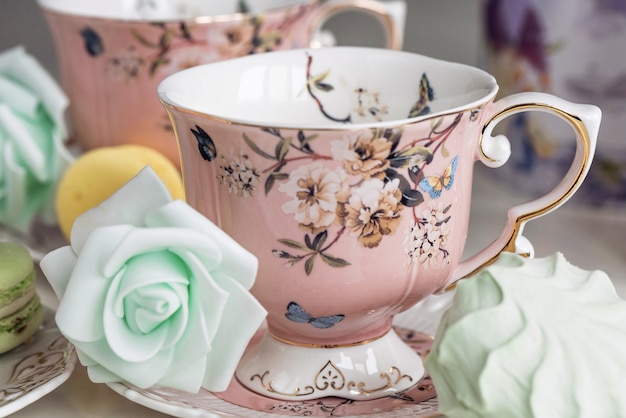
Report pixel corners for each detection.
[158,47,498,129]
[37,0,309,20]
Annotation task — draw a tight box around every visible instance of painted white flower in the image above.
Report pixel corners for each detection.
[218,153,261,198]
[0,46,73,232]
[161,45,221,75]
[207,18,281,59]
[106,47,145,82]
[419,223,444,268]
[404,219,424,265]
[353,87,389,122]
[404,201,451,267]
[423,201,449,226]
[330,132,392,179]
[40,168,266,393]
[279,162,349,234]
[339,178,402,248]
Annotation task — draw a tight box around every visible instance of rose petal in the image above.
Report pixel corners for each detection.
[40,246,78,300]
[38,127,75,225]
[174,250,229,347]
[150,250,230,387]
[202,272,266,391]
[102,267,170,362]
[55,225,133,342]
[0,76,39,117]
[102,227,222,278]
[123,284,185,334]
[87,350,206,393]
[86,363,123,385]
[0,46,71,231]
[112,252,217,389]
[103,252,190,362]
[0,46,68,137]
[73,338,175,388]
[146,200,258,289]
[113,251,188,321]
[3,140,40,231]
[74,348,98,368]
[71,167,173,252]
[0,104,49,181]
[156,355,207,393]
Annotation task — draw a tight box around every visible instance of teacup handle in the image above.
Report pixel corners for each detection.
[448,92,601,290]
[309,0,406,50]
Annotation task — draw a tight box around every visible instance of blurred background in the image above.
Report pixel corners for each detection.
[0,0,485,79]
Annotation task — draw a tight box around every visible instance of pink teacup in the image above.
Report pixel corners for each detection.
[37,0,406,165]
[158,47,601,400]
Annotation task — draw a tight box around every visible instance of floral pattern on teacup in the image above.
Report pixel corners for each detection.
[217,153,261,198]
[81,6,311,80]
[404,201,452,268]
[187,51,471,274]
[305,52,435,123]
[193,113,464,275]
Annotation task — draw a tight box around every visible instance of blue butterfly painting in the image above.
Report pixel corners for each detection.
[285,301,344,329]
[419,156,458,199]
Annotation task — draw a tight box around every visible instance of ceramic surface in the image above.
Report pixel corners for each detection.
[0,307,76,416]
[37,0,405,165]
[107,326,442,417]
[484,0,626,208]
[158,46,600,401]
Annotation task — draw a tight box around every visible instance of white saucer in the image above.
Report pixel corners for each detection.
[108,380,441,417]
[105,293,454,417]
[0,307,76,416]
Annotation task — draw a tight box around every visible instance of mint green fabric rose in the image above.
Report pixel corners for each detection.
[0,46,73,232]
[40,167,266,393]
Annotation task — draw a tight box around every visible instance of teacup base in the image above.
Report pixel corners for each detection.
[235,328,425,401]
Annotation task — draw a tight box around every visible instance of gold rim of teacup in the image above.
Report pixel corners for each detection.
[160,98,496,134]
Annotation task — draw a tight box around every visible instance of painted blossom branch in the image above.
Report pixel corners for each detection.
[262,154,332,174]
[247,129,332,174]
[273,227,350,275]
[406,114,462,222]
[320,226,346,253]
[406,113,462,150]
[428,113,463,154]
[305,53,352,124]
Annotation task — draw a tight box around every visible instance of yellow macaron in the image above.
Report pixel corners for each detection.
[55,145,185,241]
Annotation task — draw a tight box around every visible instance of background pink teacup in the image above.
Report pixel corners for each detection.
[37,0,406,165]
[158,47,600,400]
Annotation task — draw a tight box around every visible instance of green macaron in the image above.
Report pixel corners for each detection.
[0,242,44,353]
